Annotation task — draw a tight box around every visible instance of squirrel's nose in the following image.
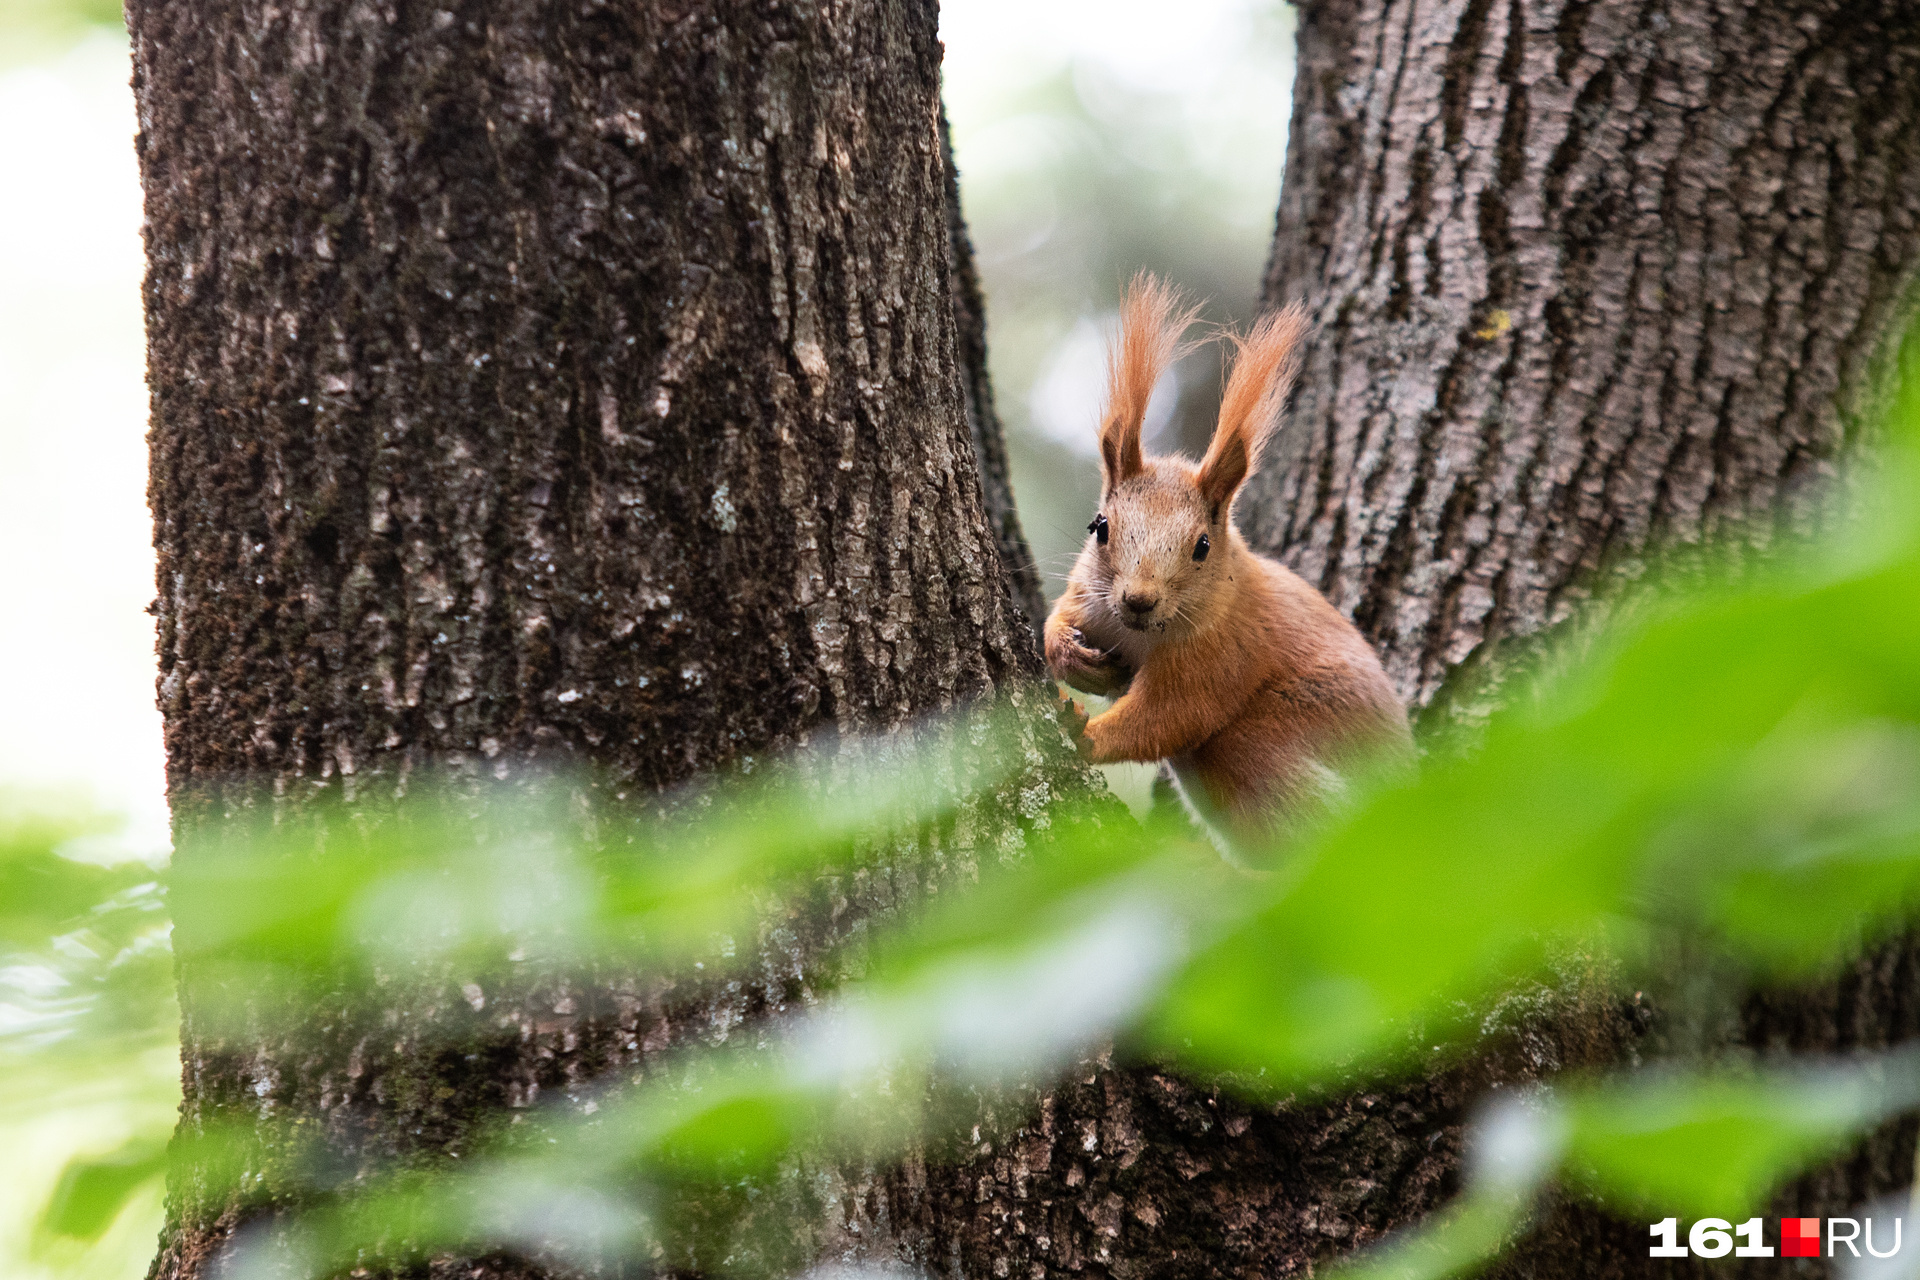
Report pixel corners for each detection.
[1121,589,1160,615]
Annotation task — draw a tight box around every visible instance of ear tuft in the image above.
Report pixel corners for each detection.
[1099,273,1200,490]
[1197,303,1309,511]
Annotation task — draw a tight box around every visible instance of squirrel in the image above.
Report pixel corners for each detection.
[1043,275,1412,841]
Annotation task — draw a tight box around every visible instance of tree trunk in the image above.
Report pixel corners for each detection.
[1254,0,1920,1274]
[131,0,1083,1273]
[1253,0,1920,712]
[942,105,1051,639]
[872,3,1920,1278]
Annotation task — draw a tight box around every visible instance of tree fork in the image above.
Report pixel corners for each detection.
[884,2,1920,1277]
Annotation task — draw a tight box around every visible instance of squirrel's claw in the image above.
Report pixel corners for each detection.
[1055,689,1090,744]
[1046,631,1131,698]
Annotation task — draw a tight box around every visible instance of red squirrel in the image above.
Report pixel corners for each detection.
[1043,275,1411,838]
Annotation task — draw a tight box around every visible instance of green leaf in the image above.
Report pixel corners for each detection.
[0,797,150,950]
[40,1133,169,1241]
[1327,1188,1533,1280]
[1560,1058,1920,1217]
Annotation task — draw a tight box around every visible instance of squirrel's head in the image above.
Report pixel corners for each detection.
[1080,274,1307,645]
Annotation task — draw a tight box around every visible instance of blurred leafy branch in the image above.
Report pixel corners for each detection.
[0,796,174,1259]
[15,381,1920,1275]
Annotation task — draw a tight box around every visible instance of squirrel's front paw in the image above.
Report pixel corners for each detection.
[1047,629,1130,697]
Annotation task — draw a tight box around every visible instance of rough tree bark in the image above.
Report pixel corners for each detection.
[131,0,1087,1274]
[1253,0,1920,710]
[1253,4,1920,1277]
[868,3,1920,1279]
[942,106,1050,637]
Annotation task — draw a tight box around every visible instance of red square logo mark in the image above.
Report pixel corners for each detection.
[1782,1218,1821,1258]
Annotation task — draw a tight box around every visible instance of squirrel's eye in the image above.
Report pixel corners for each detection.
[1089,514,1109,545]
[1193,533,1210,562]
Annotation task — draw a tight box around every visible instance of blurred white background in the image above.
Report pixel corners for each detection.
[0,33,163,853]
[0,5,1291,1272]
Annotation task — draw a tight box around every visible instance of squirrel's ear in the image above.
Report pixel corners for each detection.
[1100,273,1198,492]
[1198,304,1308,511]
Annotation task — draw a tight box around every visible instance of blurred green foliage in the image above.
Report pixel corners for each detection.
[0,798,173,1091]
[41,1135,167,1242]
[11,366,1920,1277]
[0,795,173,1277]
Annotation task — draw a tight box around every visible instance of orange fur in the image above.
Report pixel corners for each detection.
[1197,305,1307,509]
[1099,274,1200,491]
[1044,282,1410,843]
